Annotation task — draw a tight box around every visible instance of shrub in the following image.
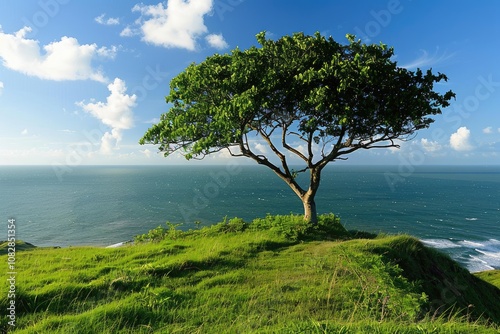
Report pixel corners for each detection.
[249,213,348,241]
[249,214,309,241]
[134,214,348,243]
[134,222,183,243]
[215,217,248,233]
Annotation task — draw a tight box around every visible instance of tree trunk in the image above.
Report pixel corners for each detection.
[266,162,321,224]
[301,167,321,224]
[303,193,318,224]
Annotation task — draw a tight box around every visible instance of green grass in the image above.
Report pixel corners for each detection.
[1,214,500,333]
[475,270,500,290]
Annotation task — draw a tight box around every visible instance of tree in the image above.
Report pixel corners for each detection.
[140,32,455,223]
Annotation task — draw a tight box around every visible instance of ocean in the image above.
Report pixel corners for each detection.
[1,164,499,273]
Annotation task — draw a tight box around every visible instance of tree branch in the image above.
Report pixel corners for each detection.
[282,124,309,163]
[257,127,297,180]
[320,136,336,158]
[289,131,309,142]
[238,139,306,198]
[307,132,314,166]
[226,147,245,157]
[316,132,401,169]
[336,135,401,156]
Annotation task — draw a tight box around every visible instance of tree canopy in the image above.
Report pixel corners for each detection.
[140,31,455,222]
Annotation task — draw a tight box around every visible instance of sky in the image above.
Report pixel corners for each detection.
[1,0,500,166]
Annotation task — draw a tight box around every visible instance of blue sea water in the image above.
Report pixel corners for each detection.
[0,164,499,272]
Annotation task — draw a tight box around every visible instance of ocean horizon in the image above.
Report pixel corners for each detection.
[1,164,499,273]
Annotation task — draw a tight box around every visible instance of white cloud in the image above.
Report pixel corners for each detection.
[78,78,136,130]
[0,26,114,82]
[100,128,122,155]
[295,144,308,156]
[0,148,66,163]
[95,14,120,25]
[132,0,214,50]
[387,146,400,154]
[483,126,493,134]
[401,48,455,70]
[421,138,442,152]
[96,45,118,59]
[77,78,137,154]
[254,142,268,154]
[120,26,137,37]
[21,128,28,135]
[141,149,152,158]
[450,127,474,151]
[0,81,3,95]
[205,33,228,49]
[143,117,160,124]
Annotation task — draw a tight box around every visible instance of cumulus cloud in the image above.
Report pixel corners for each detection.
[95,14,120,25]
[141,149,152,158]
[450,127,474,151]
[120,26,137,37]
[77,78,137,154]
[483,127,493,134]
[0,26,115,82]
[96,45,118,59]
[131,0,219,50]
[254,142,268,154]
[0,81,3,95]
[99,129,123,155]
[205,33,228,49]
[421,138,442,152]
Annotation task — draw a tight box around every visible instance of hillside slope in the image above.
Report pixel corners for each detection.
[2,215,500,333]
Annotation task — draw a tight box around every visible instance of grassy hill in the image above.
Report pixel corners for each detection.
[2,214,500,333]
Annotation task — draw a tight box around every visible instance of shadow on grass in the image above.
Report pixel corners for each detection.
[144,239,292,279]
[369,236,500,325]
[347,230,378,239]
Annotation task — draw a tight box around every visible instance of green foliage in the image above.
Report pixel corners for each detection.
[134,214,348,243]
[213,216,248,234]
[134,222,182,243]
[141,31,454,162]
[249,213,349,241]
[250,214,311,241]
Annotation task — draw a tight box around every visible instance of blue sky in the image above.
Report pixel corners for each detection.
[0,0,499,166]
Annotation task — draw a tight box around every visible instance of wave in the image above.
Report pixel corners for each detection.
[467,255,495,272]
[465,218,479,221]
[106,242,126,248]
[421,238,500,272]
[475,249,500,259]
[421,239,461,249]
[106,240,133,248]
[459,240,484,248]
[458,239,500,252]
[469,254,490,265]
[478,239,500,252]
